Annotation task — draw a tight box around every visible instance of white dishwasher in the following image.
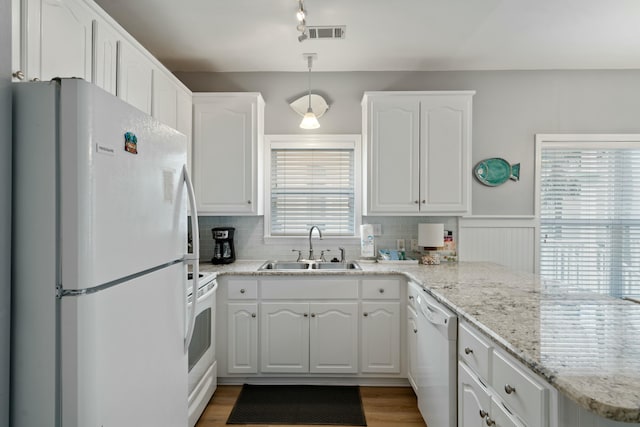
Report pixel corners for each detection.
[415,288,457,427]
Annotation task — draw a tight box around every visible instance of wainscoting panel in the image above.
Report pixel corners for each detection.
[458,217,537,273]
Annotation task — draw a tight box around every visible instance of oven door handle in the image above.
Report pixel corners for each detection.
[183,165,199,352]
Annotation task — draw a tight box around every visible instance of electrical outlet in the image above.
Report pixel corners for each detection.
[371,224,382,236]
[411,239,419,251]
[396,239,405,251]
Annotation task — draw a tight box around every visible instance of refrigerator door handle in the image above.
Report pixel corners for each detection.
[183,165,199,352]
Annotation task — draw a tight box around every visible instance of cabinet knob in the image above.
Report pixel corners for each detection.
[311,313,316,318]
[31,78,40,82]
[379,288,385,294]
[12,70,25,80]
[485,417,495,426]
[413,328,418,333]
[409,295,414,300]
[304,313,308,317]
[479,410,488,419]
[363,312,369,317]
[247,200,251,204]
[464,347,473,355]
[251,313,256,318]
[504,384,516,394]
[240,288,246,294]
[414,200,419,204]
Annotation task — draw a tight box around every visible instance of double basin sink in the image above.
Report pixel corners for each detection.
[258,260,362,271]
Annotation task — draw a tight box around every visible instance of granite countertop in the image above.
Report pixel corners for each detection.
[200,260,640,423]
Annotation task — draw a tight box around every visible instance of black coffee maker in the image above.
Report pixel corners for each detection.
[211,227,236,264]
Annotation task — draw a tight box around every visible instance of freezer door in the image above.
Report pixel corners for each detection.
[60,263,188,427]
[58,79,188,290]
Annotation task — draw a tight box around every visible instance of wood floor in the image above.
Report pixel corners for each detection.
[195,385,427,427]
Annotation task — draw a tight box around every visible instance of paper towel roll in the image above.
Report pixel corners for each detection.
[360,224,375,257]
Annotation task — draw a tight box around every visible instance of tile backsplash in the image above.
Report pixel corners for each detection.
[195,216,457,262]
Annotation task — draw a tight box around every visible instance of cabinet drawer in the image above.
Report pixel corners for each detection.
[362,279,400,299]
[407,281,421,309]
[227,280,258,299]
[492,350,548,427]
[459,322,492,380]
[261,279,359,299]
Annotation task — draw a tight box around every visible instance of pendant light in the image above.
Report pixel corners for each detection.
[300,53,320,129]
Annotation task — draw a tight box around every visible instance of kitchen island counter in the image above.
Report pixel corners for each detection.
[201,260,640,423]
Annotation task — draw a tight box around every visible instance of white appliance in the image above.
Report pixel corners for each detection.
[416,289,457,427]
[11,79,202,427]
[187,272,217,427]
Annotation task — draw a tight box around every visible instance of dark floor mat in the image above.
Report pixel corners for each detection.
[226,384,367,425]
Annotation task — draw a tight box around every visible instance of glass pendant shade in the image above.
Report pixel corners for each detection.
[300,107,320,129]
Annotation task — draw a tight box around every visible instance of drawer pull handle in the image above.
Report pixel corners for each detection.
[464,347,473,355]
[379,288,385,293]
[479,410,488,419]
[504,384,516,394]
[240,288,246,294]
[304,313,308,317]
[485,417,495,426]
[251,313,256,318]
[363,312,369,317]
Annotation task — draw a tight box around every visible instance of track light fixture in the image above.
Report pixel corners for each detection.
[296,0,309,42]
[300,53,320,129]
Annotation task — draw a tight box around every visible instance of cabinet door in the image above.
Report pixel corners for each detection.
[490,396,526,427]
[152,69,178,128]
[92,18,118,96]
[24,0,93,82]
[192,95,263,215]
[309,303,358,373]
[360,302,400,373]
[227,302,258,374]
[176,87,193,174]
[366,96,420,213]
[458,362,492,427]
[419,95,472,213]
[117,39,153,114]
[407,307,418,392]
[260,302,309,373]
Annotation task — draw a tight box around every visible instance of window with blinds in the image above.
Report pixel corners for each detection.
[270,147,356,236]
[538,142,640,298]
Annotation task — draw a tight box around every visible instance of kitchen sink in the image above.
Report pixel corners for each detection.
[258,260,361,271]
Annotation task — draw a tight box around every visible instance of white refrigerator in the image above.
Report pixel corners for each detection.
[11,79,201,427]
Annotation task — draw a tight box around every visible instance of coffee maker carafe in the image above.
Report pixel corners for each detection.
[211,227,236,264]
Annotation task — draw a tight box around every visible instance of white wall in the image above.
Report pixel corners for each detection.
[0,0,11,422]
[176,70,640,216]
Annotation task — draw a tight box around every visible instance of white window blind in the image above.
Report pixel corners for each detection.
[539,146,640,298]
[270,148,355,236]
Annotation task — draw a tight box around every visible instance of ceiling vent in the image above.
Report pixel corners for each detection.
[308,26,346,40]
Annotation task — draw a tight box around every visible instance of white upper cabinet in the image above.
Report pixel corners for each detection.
[91,17,118,95]
[152,69,178,129]
[192,93,264,215]
[21,0,93,82]
[117,39,153,115]
[362,91,474,215]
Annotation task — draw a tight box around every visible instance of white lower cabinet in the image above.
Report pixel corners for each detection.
[227,302,258,374]
[260,302,358,373]
[459,361,524,427]
[458,320,550,427]
[360,301,400,373]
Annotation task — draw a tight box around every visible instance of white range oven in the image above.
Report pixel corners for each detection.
[187,271,217,427]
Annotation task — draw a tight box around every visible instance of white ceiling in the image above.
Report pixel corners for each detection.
[93,0,640,73]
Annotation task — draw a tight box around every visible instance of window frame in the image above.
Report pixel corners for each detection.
[263,134,362,244]
[534,133,640,297]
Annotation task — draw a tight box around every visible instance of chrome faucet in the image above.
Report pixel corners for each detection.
[308,225,323,260]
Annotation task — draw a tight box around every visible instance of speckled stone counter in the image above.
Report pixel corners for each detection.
[200,260,640,423]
